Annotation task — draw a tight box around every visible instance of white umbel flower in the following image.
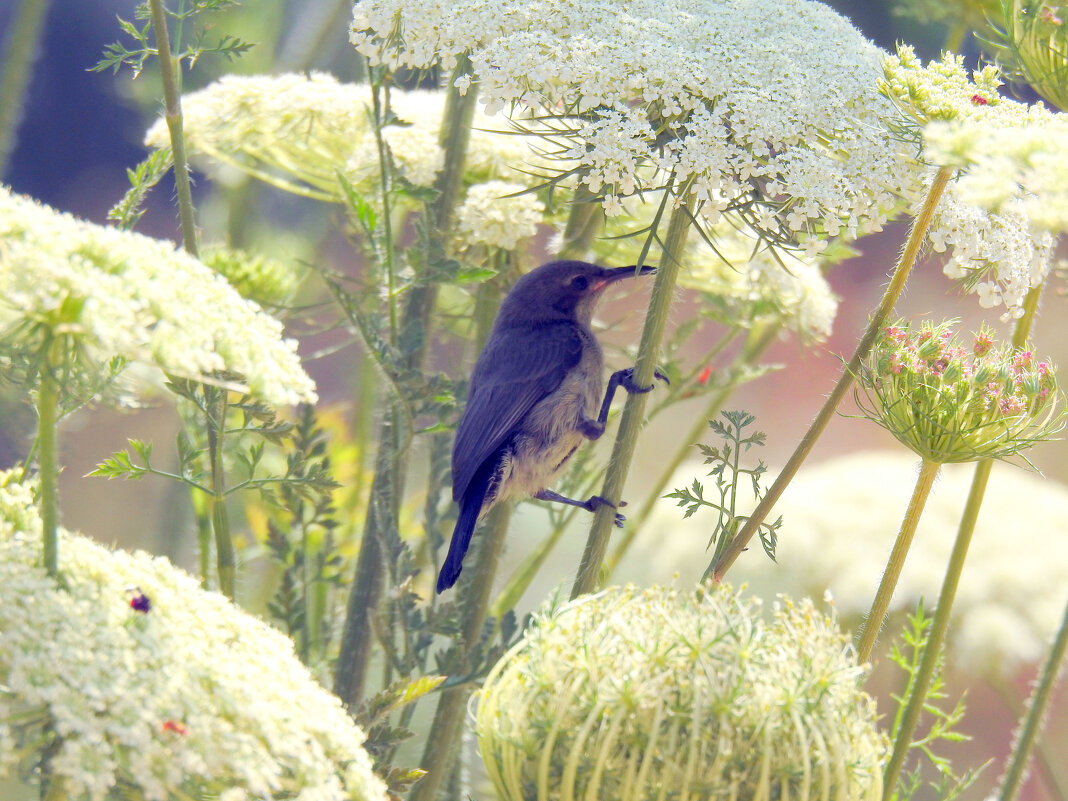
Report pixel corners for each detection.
[0,186,316,407]
[0,471,386,801]
[144,73,548,202]
[456,181,545,250]
[352,0,921,241]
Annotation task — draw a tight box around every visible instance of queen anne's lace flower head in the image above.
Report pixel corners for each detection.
[856,319,1062,463]
[476,583,887,801]
[0,186,316,407]
[352,0,922,245]
[456,180,545,250]
[0,471,386,801]
[144,73,549,202]
[881,47,1059,319]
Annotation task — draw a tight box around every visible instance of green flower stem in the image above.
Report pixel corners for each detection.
[606,321,780,575]
[0,0,51,176]
[855,457,941,663]
[206,389,235,599]
[881,459,992,797]
[882,283,1046,799]
[571,189,695,599]
[412,503,513,801]
[147,0,198,257]
[998,595,1068,801]
[557,184,606,261]
[333,69,478,709]
[36,372,59,577]
[711,165,954,582]
[192,488,211,588]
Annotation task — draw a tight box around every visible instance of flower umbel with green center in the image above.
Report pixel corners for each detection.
[476,583,887,801]
[857,319,1062,464]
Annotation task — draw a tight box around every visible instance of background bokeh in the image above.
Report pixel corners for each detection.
[2,1,1065,799]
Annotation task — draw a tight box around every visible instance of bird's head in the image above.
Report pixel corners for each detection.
[497,260,656,326]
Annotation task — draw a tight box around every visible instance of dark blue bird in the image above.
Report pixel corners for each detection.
[437,260,662,592]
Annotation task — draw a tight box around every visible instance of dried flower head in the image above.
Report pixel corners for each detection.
[985,0,1068,112]
[856,319,1062,464]
[0,186,315,407]
[633,451,1068,677]
[144,73,546,203]
[0,471,386,801]
[476,583,887,801]
[352,0,921,244]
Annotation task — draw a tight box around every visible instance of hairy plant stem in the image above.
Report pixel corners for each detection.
[572,189,695,599]
[36,372,59,577]
[606,321,780,575]
[148,0,198,256]
[882,283,1046,799]
[412,503,512,801]
[998,595,1068,801]
[855,458,941,663]
[0,0,51,176]
[206,388,235,599]
[712,165,954,582]
[333,67,478,708]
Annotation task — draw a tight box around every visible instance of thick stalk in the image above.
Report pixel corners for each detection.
[855,458,941,663]
[883,282,1045,798]
[36,372,59,577]
[881,460,992,796]
[571,190,694,599]
[997,595,1068,801]
[412,503,512,801]
[206,390,234,599]
[712,166,954,581]
[147,0,198,256]
[333,70,478,708]
[606,322,780,575]
[0,0,52,177]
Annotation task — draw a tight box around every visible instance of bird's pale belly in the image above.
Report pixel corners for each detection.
[492,373,600,505]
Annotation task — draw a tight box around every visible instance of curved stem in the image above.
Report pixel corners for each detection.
[148,0,198,256]
[711,166,954,582]
[0,0,52,177]
[881,459,992,797]
[855,458,941,663]
[571,189,694,599]
[36,371,59,577]
[998,595,1068,801]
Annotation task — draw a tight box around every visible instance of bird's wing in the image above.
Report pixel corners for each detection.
[451,321,583,501]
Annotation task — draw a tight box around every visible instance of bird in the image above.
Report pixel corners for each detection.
[437,259,664,593]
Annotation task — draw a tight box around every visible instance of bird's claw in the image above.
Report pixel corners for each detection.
[620,366,671,394]
[585,494,627,528]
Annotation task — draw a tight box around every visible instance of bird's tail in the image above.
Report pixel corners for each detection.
[436,482,491,593]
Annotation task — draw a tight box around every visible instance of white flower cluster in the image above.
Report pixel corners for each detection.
[925,114,1068,234]
[634,451,1068,677]
[881,47,1059,319]
[352,0,920,242]
[0,186,316,406]
[0,471,386,801]
[477,583,886,801]
[145,72,548,202]
[456,180,545,250]
[929,188,1055,319]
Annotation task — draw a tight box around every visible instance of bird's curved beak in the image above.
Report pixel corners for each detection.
[594,264,657,290]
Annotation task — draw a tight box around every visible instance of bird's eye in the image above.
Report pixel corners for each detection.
[570,275,590,291]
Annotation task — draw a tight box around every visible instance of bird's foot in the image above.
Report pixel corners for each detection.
[618,366,670,394]
[584,494,628,528]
